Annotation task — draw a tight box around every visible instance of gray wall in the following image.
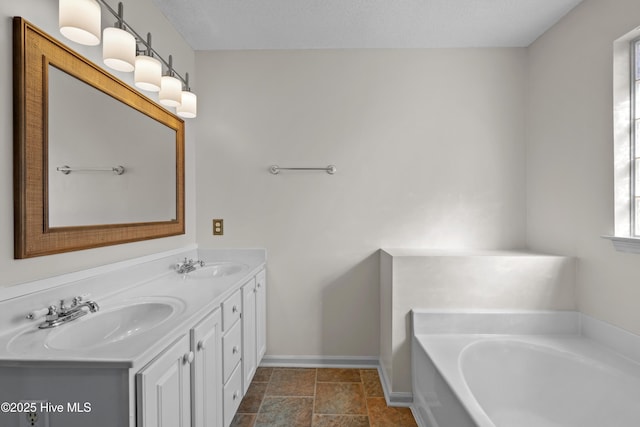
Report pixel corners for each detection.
[526,0,640,336]
[195,49,527,357]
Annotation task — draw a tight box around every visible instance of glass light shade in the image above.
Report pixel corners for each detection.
[103,27,136,72]
[159,76,183,107]
[177,91,197,118]
[134,55,162,92]
[59,0,101,46]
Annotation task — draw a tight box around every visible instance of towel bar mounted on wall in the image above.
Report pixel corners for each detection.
[269,165,336,175]
[56,165,126,175]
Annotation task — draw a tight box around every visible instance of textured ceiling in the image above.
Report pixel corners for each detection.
[152,0,584,50]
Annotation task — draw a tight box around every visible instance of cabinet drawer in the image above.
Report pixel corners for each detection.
[222,320,242,383]
[223,363,243,427]
[222,289,242,332]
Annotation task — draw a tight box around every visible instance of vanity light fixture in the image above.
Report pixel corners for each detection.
[134,33,162,92]
[59,0,101,46]
[177,73,197,119]
[102,3,136,72]
[58,0,197,118]
[159,56,183,107]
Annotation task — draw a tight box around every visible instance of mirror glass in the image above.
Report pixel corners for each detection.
[48,66,177,227]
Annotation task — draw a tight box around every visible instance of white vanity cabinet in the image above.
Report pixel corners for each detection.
[242,277,257,393]
[256,270,267,362]
[0,257,266,427]
[241,270,267,395]
[136,334,193,427]
[221,288,244,427]
[191,308,223,427]
[137,306,228,427]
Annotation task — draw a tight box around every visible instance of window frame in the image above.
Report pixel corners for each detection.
[631,37,640,236]
[604,28,640,253]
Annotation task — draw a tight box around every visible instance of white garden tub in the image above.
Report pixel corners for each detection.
[411,311,640,427]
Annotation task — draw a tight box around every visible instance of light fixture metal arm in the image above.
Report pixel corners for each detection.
[95,0,189,88]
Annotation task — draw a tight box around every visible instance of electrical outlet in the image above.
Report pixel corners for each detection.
[18,401,49,427]
[213,219,223,236]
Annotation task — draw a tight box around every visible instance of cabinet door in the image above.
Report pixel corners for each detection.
[256,270,267,363]
[137,335,192,427]
[192,309,223,427]
[242,277,257,394]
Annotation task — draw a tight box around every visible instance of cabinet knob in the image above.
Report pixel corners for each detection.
[232,346,239,354]
[183,351,194,364]
[232,305,238,313]
[197,340,206,351]
[257,283,261,288]
[232,391,239,400]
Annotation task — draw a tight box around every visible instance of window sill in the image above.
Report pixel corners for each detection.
[602,235,640,254]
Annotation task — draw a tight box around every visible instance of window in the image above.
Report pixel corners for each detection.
[606,30,640,252]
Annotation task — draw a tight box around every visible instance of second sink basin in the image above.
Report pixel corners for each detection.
[188,262,247,279]
[45,301,178,350]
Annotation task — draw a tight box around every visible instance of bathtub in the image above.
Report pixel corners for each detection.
[411,311,640,427]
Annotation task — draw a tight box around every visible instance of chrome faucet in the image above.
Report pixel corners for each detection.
[27,295,100,329]
[175,257,205,274]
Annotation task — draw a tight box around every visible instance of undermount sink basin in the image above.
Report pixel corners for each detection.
[188,262,247,279]
[45,302,177,350]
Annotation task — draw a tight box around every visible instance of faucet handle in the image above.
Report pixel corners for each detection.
[72,294,90,306]
[45,305,58,321]
[86,301,100,313]
[26,307,49,320]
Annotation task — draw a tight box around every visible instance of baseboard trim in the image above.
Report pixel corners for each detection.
[260,355,378,368]
[412,405,428,427]
[378,363,413,407]
[260,355,413,407]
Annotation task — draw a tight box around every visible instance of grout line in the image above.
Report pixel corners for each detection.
[252,369,272,425]
[362,369,373,426]
[313,414,369,417]
[312,367,318,425]
[260,396,316,398]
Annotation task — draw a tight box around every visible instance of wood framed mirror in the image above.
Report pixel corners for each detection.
[13,17,185,258]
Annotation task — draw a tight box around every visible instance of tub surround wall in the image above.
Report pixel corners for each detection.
[0,0,197,287]
[195,49,527,361]
[412,310,581,336]
[380,249,576,399]
[526,0,640,335]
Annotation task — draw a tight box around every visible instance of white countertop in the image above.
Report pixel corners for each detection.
[0,248,266,370]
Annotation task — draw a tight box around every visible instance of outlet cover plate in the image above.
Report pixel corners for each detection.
[213,219,223,236]
[18,400,49,427]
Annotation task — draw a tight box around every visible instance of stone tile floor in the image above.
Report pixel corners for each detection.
[231,367,418,427]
